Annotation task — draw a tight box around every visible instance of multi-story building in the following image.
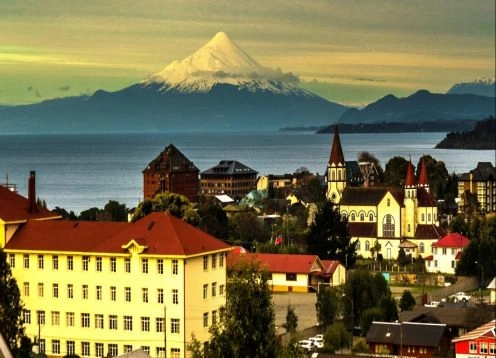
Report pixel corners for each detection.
[326,126,445,260]
[425,232,470,274]
[457,162,496,214]
[200,160,258,200]
[143,144,200,202]
[4,210,231,358]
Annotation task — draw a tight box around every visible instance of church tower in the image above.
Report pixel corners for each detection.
[417,158,430,193]
[326,125,347,203]
[403,159,417,237]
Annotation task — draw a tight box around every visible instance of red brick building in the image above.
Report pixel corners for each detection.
[143,144,199,202]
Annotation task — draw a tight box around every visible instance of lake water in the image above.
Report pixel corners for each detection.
[0,132,494,215]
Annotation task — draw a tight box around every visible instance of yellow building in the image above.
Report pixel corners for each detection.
[4,212,231,358]
[457,161,496,214]
[326,126,445,260]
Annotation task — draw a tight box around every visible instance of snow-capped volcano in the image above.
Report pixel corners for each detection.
[145,31,302,94]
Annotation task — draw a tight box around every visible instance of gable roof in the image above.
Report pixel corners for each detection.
[432,232,470,248]
[415,224,446,240]
[340,187,390,206]
[5,212,231,257]
[459,162,496,181]
[201,160,257,176]
[320,260,341,275]
[399,306,468,327]
[452,319,496,343]
[366,321,447,347]
[417,187,437,207]
[228,252,323,274]
[143,144,199,173]
[0,185,61,223]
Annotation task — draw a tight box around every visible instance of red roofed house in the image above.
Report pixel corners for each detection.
[228,252,346,292]
[425,233,470,274]
[452,319,496,357]
[4,212,231,358]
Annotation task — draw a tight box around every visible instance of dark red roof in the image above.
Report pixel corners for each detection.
[432,232,470,248]
[417,187,437,207]
[415,224,446,240]
[418,158,429,187]
[228,252,322,274]
[320,260,341,275]
[6,212,231,256]
[329,125,345,165]
[348,222,377,237]
[0,185,61,222]
[405,160,415,187]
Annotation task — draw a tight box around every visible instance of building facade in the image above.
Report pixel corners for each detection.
[326,126,445,260]
[200,160,258,200]
[4,213,231,358]
[425,232,469,274]
[452,319,496,358]
[143,144,200,202]
[457,162,496,214]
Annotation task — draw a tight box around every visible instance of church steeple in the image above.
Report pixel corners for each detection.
[326,125,347,203]
[404,159,416,198]
[417,158,430,192]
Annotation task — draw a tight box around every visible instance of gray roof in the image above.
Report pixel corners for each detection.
[459,162,495,181]
[201,160,258,176]
[366,321,447,347]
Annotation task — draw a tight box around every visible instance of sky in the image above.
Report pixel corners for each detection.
[1,0,494,106]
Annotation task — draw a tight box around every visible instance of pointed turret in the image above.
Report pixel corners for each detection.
[326,125,347,203]
[329,125,345,166]
[405,160,415,187]
[418,158,429,192]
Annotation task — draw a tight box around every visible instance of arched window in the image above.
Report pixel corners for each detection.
[365,240,370,251]
[338,170,342,181]
[421,213,425,222]
[356,241,361,250]
[360,213,365,221]
[369,213,374,221]
[383,215,395,237]
[419,242,425,254]
[351,213,356,221]
[428,213,431,222]
[331,170,335,181]
[407,224,411,233]
[387,198,390,207]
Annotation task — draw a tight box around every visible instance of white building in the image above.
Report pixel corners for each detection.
[425,232,469,274]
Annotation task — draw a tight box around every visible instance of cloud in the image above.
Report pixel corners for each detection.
[190,68,300,84]
[353,78,387,83]
[58,85,71,91]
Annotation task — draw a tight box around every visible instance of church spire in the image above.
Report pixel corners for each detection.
[418,158,429,186]
[329,125,345,165]
[405,159,415,187]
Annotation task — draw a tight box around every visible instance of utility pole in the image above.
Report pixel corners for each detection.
[164,306,167,358]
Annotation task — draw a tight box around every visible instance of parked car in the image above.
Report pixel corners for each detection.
[450,292,471,302]
[298,340,314,352]
[424,301,440,307]
[308,335,324,348]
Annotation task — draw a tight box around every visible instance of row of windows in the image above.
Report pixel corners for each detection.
[203,253,225,271]
[38,339,180,358]
[469,341,495,354]
[9,254,181,275]
[356,241,426,254]
[203,310,218,328]
[432,247,461,255]
[24,310,178,333]
[22,283,180,304]
[202,282,224,299]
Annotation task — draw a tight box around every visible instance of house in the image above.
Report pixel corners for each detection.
[4,212,231,358]
[488,277,496,304]
[400,306,470,337]
[326,125,445,260]
[228,252,346,292]
[457,162,496,214]
[366,321,451,357]
[452,319,496,357]
[425,232,470,274]
[142,144,200,202]
[256,174,295,191]
[200,160,258,200]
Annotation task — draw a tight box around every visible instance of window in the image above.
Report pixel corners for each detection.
[37,310,45,325]
[365,241,370,251]
[95,314,104,329]
[351,213,356,221]
[96,257,102,271]
[286,273,297,281]
[52,255,58,270]
[219,284,225,296]
[142,288,149,303]
[211,254,217,269]
[157,288,164,304]
[23,282,29,296]
[172,289,178,304]
[109,315,118,330]
[157,259,164,274]
[38,255,44,269]
[356,241,361,250]
[110,257,116,272]
[96,285,102,300]
[51,311,60,326]
[81,342,90,357]
[125,258,131,273]
[95,343,104,358]
[407,224,411,232]
[124,345,133,353]
[52,340,60,355]
[8,253,15,268]
[387,198,390,206]
[489,343,496,355]
[23,254,29,269]
[67,341,75,356]
[428,213,431,222]
[124,315,133,330]
[434,260,438,267]
[156,348,165,358]
[141,317,150,332]
[172,259,178,275]
[203,255,208,271]
[125,287,131,302]
[82,284,88,299]
[421,213,425,222]
[156,317,164,332]
[203,312,208,327]
[108,344,118,357]
[419,242,425,254]
[171,318,180,334]
[480,342,488,354]
[170,348,180,358]
[67,256,73,271]
[360,213,364,221]
[81,313,90,327]
[203,284,208,299]
[38,283,44,297]
[442,248,447,255]
[219,253,224,267]
[369,213,374,221]
[141,346,150,355]
[212,310,217,325]
[66,312,75,327]
[211,282,217,297]
[383,214,395,237]
[141,258,148,273]
[110,286,116,301]
[451,260,455,268]
[39,339,45,354]
[23,309,31,324]
[82,256,90,271]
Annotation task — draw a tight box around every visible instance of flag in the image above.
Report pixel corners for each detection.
[274,235,283,245]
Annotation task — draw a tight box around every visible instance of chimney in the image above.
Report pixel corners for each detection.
[28,171,38,213]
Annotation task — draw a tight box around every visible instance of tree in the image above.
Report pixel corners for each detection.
[416,155,449,198]
[323,322,350,353]
[132,192,199,224]
[78,207,100,221]
[190,256,277,357]
[198,204,228,240]
[282,305,298,334]
[227,211,270,247]
[100,200,128,221]
[315,286,340,328]
[306,200,357,267]
[399,290,416,311]
[0,249,25,351]
[384,156,409,187]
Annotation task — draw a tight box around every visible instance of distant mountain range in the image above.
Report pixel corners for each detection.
[447,77,495,97]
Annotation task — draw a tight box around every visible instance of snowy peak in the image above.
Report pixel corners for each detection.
[145,31,302,94]
[447,78,495,97]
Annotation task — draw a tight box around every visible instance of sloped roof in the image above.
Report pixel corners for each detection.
[488,277,496,289]
[320,260,341,275]
[432,232,469,248]
[399,306,468,327]
[329,125,345,165]
[415,224,446,240]
[417,187,437,207]
[201,160,257,176]
[452,319,496,343]
[5,212,231,257]
[143,144,199,173]
[228,252,323,274]
[0,185,61,222]
[348,222,377,237]
[340,187,389,206]
[405,160,415,187]
[399,239,417,248]
[418,158,429,187]
[366,321,447,347]
[459,162,495,181]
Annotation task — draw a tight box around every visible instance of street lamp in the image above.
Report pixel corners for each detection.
[342,293,354,349]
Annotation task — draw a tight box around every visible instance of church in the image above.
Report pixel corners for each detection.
[325,126,445,261]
